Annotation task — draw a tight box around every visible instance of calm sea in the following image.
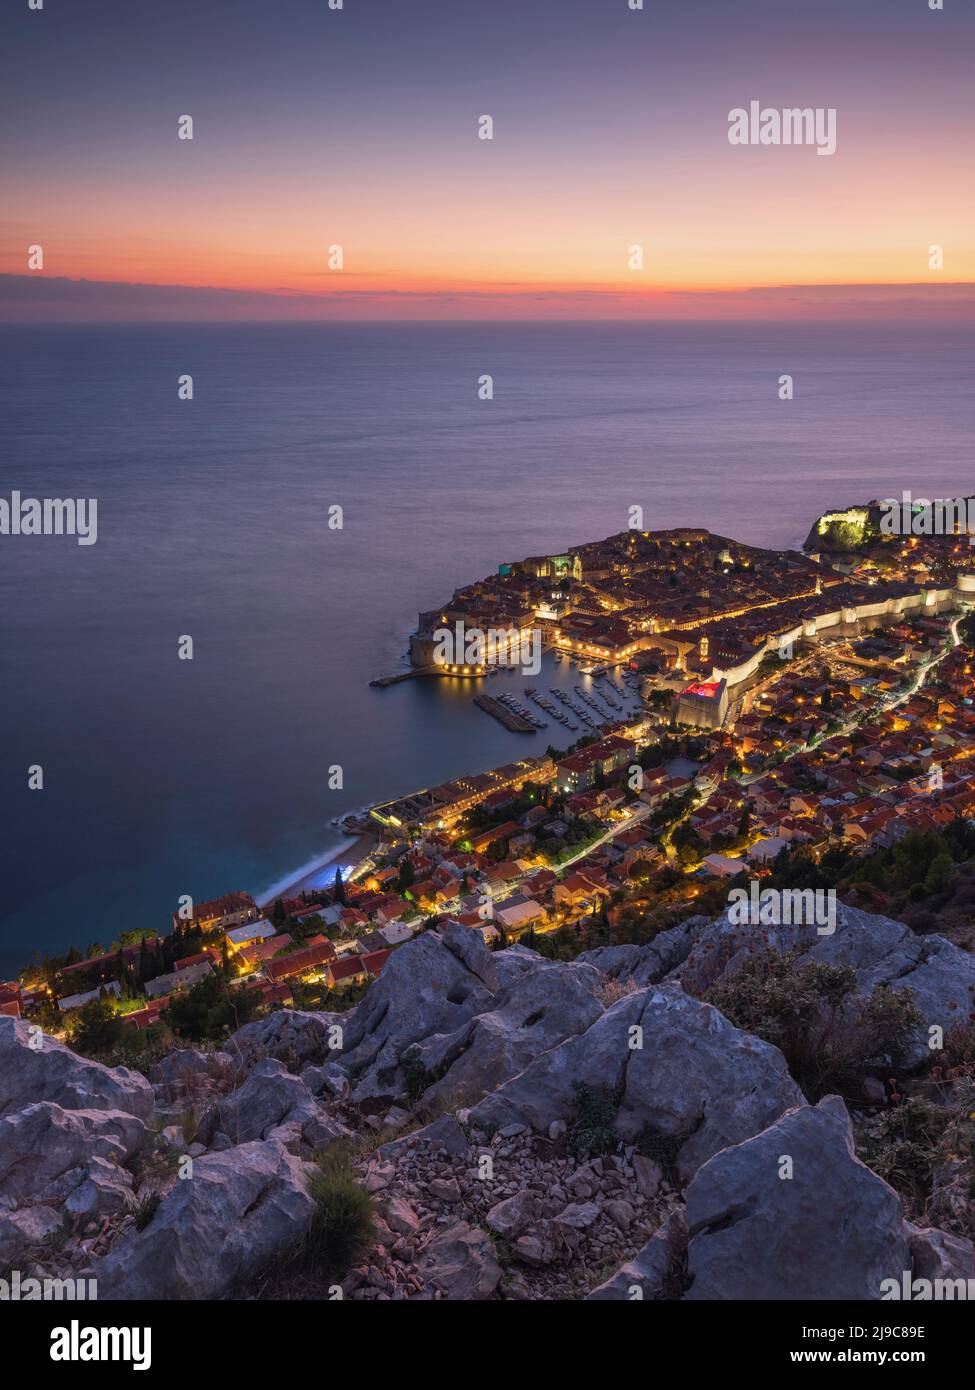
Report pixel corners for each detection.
[1,320,972,973]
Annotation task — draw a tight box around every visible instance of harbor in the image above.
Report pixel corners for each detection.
[369,663,485,688]
[473,693,536,732]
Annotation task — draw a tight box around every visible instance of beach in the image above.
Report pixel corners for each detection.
[257,831,380,908]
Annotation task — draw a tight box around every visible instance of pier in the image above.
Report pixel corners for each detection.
[370,664,486,688]
[474,694,536,732]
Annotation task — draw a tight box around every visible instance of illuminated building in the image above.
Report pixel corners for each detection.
[677,678,729,730]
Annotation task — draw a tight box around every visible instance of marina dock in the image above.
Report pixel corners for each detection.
[473,694,536,732]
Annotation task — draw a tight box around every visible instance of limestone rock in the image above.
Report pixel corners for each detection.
[907,1223,975,1283]
[0,1016,153,1121]
[63,1155,136,1220]
[226,1010,344,1070]
[0,1102,146,1204]
[412,1221,502,1300]
[0,1205,63,1268]
[486,1192,541,1240]
[469,987,802,1182]
[334,932,497,1105]
[90,1140,317,1299]
[198,1058,347,1149]
[684,1096,911,1300]
[440,920,500,993]
[587,1210,687,1300]
[407,959,603,1112]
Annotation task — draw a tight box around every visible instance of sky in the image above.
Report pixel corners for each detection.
[1,0,973,320]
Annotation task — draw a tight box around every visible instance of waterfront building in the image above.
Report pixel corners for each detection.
[225,918,277,952]
[677,679,729,730]
[170,891,258,936]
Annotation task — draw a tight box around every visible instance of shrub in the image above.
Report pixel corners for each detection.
[134,1191,161,1232]
[291,1151,375,1283]
[401,1054,433,1103]
[858,1080,975,1229]
[567,1081,619,1158]
[703,952,922,1101]
[69,999,125,1056]
[163,974,261,1042]
[940,1023,975,1074]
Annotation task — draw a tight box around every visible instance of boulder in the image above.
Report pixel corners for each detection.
[586,1210,687,1300]
[440,920,500,992]
[469,990,647,1136]
[197,1058,347,1149]
[0,1016,153,1121]
[63,1157,135,1220]
[334,932,497,1104]
[405,959,603,1111]
[412,1221,502,1300]
[299,1061,349,1100]
[469,987,803,1182]
[90,1140,317,1299]
[684,1096,911,1300]
[0,1102,146,1204]
[907,1223,975,1283]
[614,989,804,1180]
[225,1010,344,1069]
[0,1205,63,1268]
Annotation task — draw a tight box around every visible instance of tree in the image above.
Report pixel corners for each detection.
[924,852,953,895]
[333,868,347,905]
[163,974,260,1042]
[628,859,656,881]
[70,999,123,1055]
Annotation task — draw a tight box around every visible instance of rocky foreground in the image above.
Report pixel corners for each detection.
[2,908,974,1300]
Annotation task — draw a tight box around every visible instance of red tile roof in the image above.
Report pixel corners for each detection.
[238,934,293,967]
[263,940,337,982]
[59,939,161,979]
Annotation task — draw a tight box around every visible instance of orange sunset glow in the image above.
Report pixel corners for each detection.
[2,0,973,319]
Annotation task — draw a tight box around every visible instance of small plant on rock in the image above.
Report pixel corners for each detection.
[567,1081,619,1158]
[291,1149,376,1284]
